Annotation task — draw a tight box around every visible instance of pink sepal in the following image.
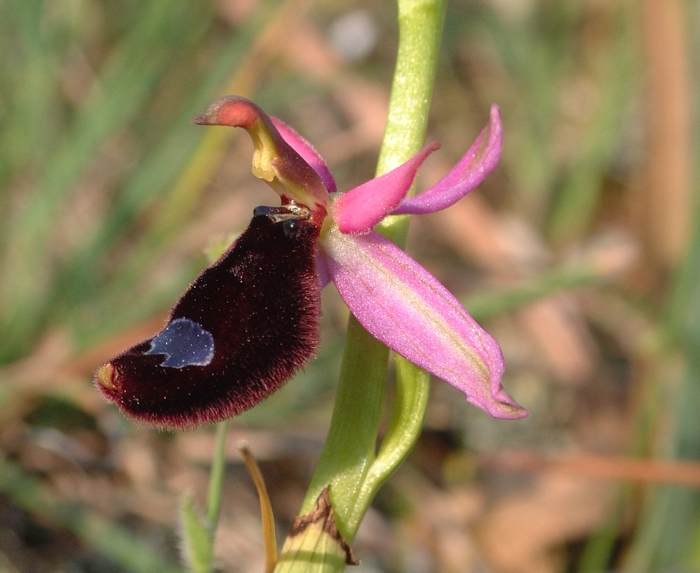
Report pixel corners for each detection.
[321,228,527,419]
[393,105,503,215]
[271,117,337,194]
[332,143,440,234]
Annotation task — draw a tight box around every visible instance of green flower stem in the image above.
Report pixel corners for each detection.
[300,0,446,544]
[300,317,389,535]
[206,419,229,528]
[359,358,431,506]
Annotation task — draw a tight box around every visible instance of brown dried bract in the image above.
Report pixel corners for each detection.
[289,487,358,566]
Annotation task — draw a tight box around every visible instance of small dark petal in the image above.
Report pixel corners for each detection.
[95,209,321,429]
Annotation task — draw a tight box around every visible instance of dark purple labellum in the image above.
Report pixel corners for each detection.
[95,207,321,429]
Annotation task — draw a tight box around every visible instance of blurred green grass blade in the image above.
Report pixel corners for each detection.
[547,6,636,245]
[578,376,664,573]
[0,0,213,361]
[52,0,303,348]
[0,0,61,222]
[620,161,700,571]
[48,11,266,320]
[462,262,606,322]
[672,189,700,480]
[578,503,625,573]
[646,146,700,572]
[482,3,578,221]
[0,457,182,573]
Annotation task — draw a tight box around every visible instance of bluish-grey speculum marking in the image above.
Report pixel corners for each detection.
[146,318,215,368]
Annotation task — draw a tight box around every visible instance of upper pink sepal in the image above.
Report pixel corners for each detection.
[321,227,527,419]
[332,142,440,234]
[272,117,337,194]
[392,105,503,215]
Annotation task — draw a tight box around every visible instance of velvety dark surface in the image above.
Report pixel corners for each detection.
[96,209,322,429]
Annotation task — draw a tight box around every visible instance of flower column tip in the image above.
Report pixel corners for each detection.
[192,95,330,218]
[191,95,262,128]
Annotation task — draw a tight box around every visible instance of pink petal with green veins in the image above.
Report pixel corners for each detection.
[272,117,337,193]
[332,142,440,234]
[392,105,503,215]
[321,227,527,419]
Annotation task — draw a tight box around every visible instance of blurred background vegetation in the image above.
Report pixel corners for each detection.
[0,0,698,571]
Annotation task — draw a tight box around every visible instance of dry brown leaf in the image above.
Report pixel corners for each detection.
[473,473,610,573]
[516,296,598,386]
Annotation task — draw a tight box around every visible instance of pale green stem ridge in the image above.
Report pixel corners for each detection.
[356,358,431,516]
[299,0,446,545]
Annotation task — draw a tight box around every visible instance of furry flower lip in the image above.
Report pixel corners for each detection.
[95,95,526,429]
[96,206,322,429]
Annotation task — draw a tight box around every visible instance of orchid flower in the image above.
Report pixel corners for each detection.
[95,95,526,429]
[193,96,525,420]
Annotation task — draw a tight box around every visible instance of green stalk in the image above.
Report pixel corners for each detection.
[179,421,228,573]
[299,0,446,545]
[206,420,230,528]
